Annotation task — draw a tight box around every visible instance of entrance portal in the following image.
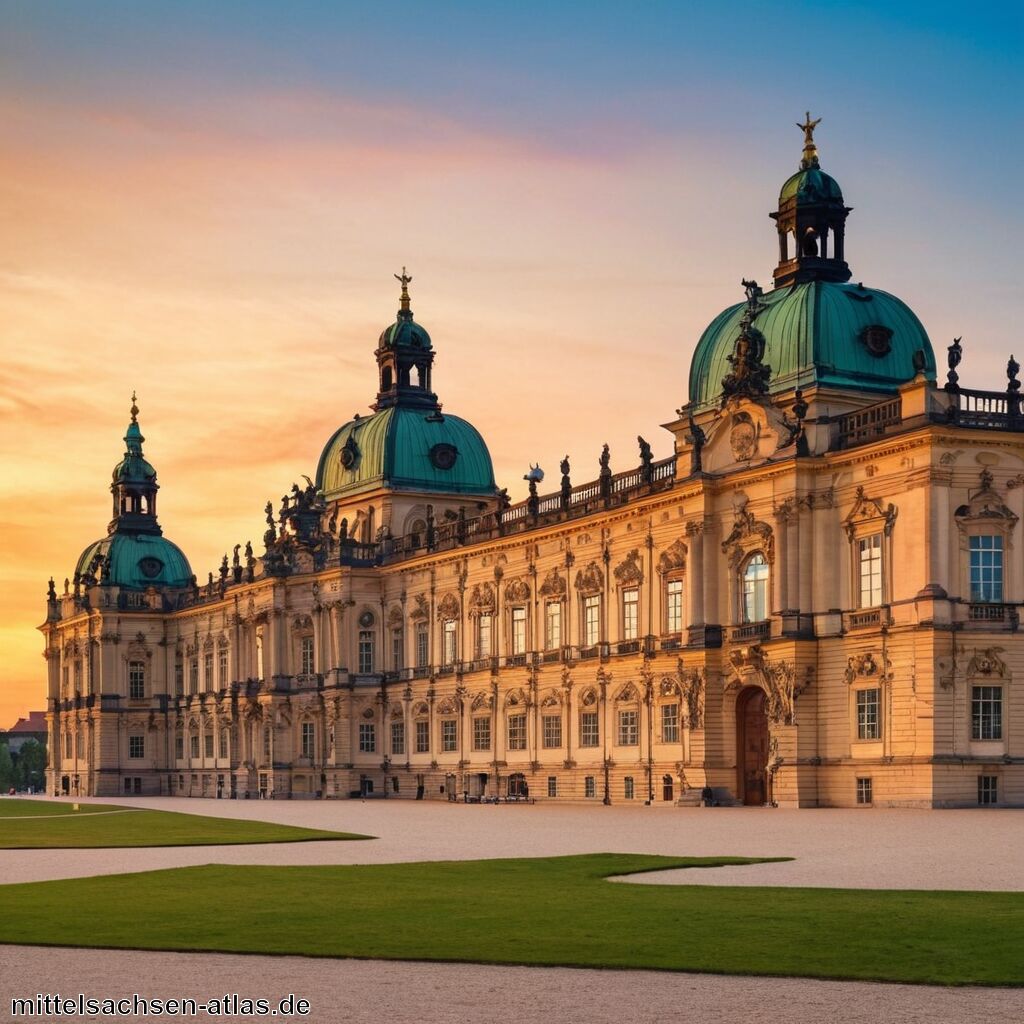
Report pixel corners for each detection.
[736,687,769,806]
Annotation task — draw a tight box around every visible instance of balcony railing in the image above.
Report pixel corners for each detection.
[730,620,770,642]
[969,603,1007,622]
[834,398,903,448]
[944,386,1022,431]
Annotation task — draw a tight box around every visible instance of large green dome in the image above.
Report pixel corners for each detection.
[316,405,497,500]
[688,281,936,410]
[75,533,192,590]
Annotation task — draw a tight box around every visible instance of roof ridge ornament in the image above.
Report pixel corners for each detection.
[394,266,413,320]
[130,390,139,424]
[797,111,822,169]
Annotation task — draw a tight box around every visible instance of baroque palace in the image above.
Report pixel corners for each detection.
[43,120,1023,807]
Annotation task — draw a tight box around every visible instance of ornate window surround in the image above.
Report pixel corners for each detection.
[843,487,897,610]
[954,470,1018,604]
[722,508,774,625]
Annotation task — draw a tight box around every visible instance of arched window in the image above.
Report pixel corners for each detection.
[742,554,769,623]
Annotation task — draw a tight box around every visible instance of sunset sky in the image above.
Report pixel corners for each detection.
[1,1,1021,724]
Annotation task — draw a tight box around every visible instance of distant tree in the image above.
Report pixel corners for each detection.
[15,739,47,792]
[0,743,14,792]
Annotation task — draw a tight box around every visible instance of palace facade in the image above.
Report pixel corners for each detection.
[42,122,1024,807]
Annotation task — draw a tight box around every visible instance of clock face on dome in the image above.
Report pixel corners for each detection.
[138,557,163,579]
[429,443,458,471]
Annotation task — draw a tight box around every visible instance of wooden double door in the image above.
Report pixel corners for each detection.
[736,687,769,806]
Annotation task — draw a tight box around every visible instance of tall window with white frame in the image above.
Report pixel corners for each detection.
[218,727,228,759]
[741,554,769,623]
[971,686,1002,741]
[128,661,145,700]
[542,713,562,748]
[622,588,639,641]
[358,630,375,674]
[358,719,376,753]
[661,702,679,743]
[507,713,527,751]
[510,607,527,656]
[301,721,315,758]
[300,635,314,677]
[858,534,883,608]
[391,628,404,672]
[415,624,429,669]
[204,652,214,692]
[580,708,599,747]
[189,656,199,695]
[415,717,430,754]
[472,716,491,751]
[391,718,405,756]
[583,594,601,647]
[218,647,228,687]
[128,735,144,759]
[441,718,458,752]
[856,688,880,740]
[969,536,1004,602]
[618,708,638,746]
[545,601,561,650]
[665,578,683,635]
[477,613,492,659]
[442,619,457,667]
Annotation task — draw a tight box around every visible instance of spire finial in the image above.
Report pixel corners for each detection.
[395,266,412,315]
[130,390,139,423]
[797,111,822,169]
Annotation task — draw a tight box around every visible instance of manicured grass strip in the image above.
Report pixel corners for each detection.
[0,854,1020,986]
[0,808,369,848]
[0,800,132,818]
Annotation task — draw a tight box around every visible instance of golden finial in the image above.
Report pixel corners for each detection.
[129,390,139,423]
[797,111,822,168]
[394,266,412,313]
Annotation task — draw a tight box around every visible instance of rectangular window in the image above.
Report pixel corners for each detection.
[583,594,601,646]
[218,648,228,686]
[392,629,404,671]
[204,733,213,759]
[300,636,314,676]
[507,713,527,751]
[391,720,405,756]
[969,536,1004,602]
[856,688,880,740]
[661,703,679,743]
[128,735,144,759]
[358,630,375,674]
[442,620,457,666]
[545,602,561,650]
[666,579,683,634]
[128,661,145,700]
[618,709,639,746]
[584,775,596,798]
[219,728,228,759]
[856,777,873,805]
[358,723,376,753]
[301,721,315,758]
[580,711,599,748]
[542,714,562,749]
[624,776,635,800]
[415,719,430,754]
[416,626,429,668]
[190,734,200,759]
[65,732,73,760]
[511,607,527,655]
[472,716,491,751]
[204,652,214,691]
[477,614,492,659]
[858,534,883,608]
[262,728,271,760]
[971,686,1003,741]
[175,735,184,760]
[441,719,458,752]
[189,658,199,694]
[622,588,639,641]
[978,775,998,805]
[174,662,184,696]
[255,627,265,681]
[547,776,557,798]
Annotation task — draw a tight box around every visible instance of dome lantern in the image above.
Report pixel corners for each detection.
[373,267,438,411]
[770,113,852,289]
[109,392,161,537]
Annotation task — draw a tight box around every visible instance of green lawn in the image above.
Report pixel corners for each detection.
[0,799,130,818]
[0,804,368,848]
[0,853,1019,985]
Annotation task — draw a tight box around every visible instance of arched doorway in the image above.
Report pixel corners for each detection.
[736,687,769,806]
[507,772,528,798]
[662,774,674,802]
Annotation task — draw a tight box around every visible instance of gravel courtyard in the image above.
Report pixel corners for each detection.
[1,798,1022,1023]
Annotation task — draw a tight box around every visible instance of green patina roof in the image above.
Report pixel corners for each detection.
[75,533,193,591]
[779,167,844,205]
[688,280,935,410]
[378,317,432,352]
[316,405,497,499]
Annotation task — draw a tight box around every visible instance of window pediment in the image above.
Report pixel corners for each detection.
[722,508,774,568]
[657,538,687,575]
[843,486,898,539]
[574,561,604,594]
[613,549,644,587]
